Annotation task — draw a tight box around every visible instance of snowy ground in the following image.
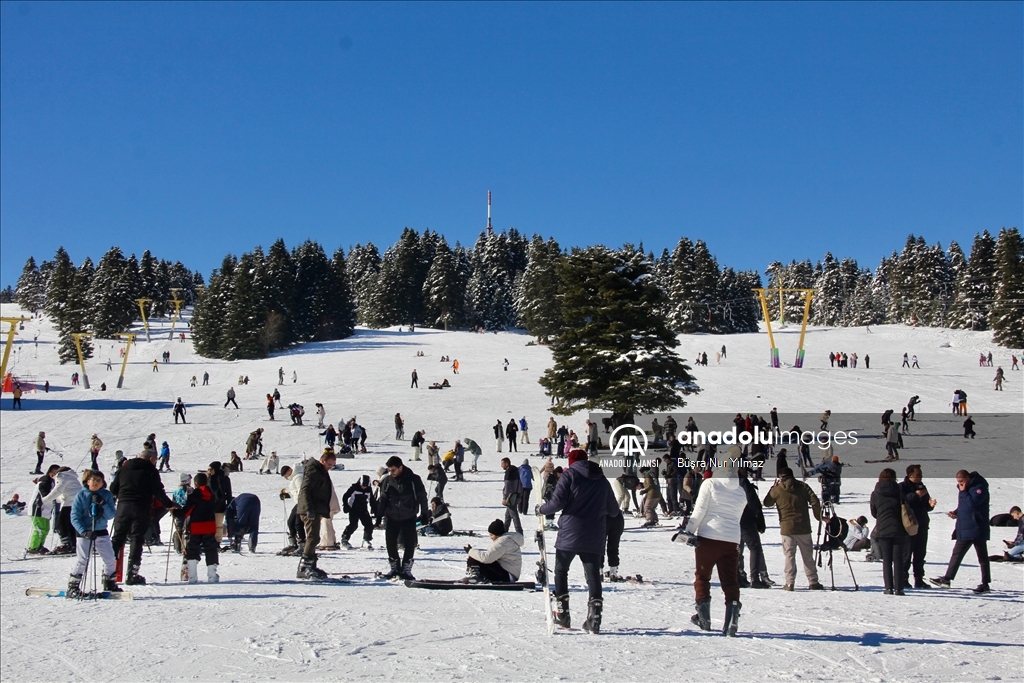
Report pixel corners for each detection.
[1,303,1021,682]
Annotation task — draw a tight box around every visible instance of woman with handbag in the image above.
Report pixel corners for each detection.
[870,468,912,595]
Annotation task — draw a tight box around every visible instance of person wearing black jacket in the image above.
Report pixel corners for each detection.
[340,476,375,549]
[225,492,261,553]
[177,472,220,583]
[377,456,429,581]
[870,468,909,595]
[410,430,425,461]
[737,469,769,589]
[900,464,936,589]
[664,438,680,514]
[207,461,233,543]
[296,450,337,579]
[110,451,177,585]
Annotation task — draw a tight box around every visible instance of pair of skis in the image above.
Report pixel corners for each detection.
[26,588,133,600]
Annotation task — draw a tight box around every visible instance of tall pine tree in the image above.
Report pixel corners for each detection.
[990,227,1024,348]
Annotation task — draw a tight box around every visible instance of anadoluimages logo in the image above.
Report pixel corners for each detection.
[609,424,648,459]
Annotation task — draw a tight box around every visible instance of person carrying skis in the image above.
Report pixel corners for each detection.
[340,475,375,550]
[66,470,120,598]
[110,449,178,585]
[376,456,429,581]
[538,449,619,634]
[295,449,338,580]
[176,472,220,583]
[464,519,523,583]
[225,492,261,553]
[677,452,748,635]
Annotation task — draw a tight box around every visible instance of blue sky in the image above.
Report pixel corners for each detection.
[1,2,1021,285]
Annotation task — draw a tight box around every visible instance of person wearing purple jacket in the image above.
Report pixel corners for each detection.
[537,449,619,634]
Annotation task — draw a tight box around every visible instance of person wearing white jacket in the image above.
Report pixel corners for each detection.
[682,448,748,636]
[42,467,84,554]
[465,519,524,583]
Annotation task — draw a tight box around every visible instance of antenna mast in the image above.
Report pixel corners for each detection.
[486,191,492,234]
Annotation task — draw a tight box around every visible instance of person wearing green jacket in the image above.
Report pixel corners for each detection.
[762,468,824,591]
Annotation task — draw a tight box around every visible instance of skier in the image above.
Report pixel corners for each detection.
[761,467,824,591]
[493,420,504,453]
[295,449,338,580]
[500,458,523,534]
[109,450,178,585]
[678,453,747,635]
[158,441,172,472]
[902,353,910,368]
[266,394,275,421]
[464,437,483,473]
[538,450,619,634]
[411,369,418,389]
[396,413,406,440]
[506,419,519,453]
[27,465,60,554]
[519,417,529,444]
[419,497,453,536]
[912,355,920,369]
[224,387,238,409]
[43,466,83,554]
[278,464,306,554]
[89,434,103,471]
[931,470,991,593]
[993,367,1005,391]
[176,473,220,583]
[173,398,187,424]
[225,492,261,553]
[190,376,197,388]
[315,403,326,428]
[152,360,159,373]
[427,463,448,501]
[376,456,429,581]
[410,429,425,461]
[1012,355,1019,371]
[340,475,375,550]
[66,470,120,598]
[464,519,523,583]
[278,367,284,385]
[321,424,337,450]
[33,431,51,474]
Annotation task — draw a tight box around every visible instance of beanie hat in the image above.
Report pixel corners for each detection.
[360,475,371,487]
[376,467,387,478]
[179,472,192,485]
[487,519,506,536]
[567,449,588,466]
[386,456,403,468]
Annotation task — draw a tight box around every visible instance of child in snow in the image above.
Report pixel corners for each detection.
[3,493,27,515]
[171,472,192,554]
[419,497,453,537]
[176,472,220,583]
[66,470,120,597]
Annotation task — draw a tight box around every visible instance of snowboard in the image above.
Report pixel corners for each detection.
[26,587,134,600]
[404,579,536,590]
[535,487,555,635]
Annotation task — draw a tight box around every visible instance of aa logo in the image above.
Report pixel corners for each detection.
[610,424,648,459]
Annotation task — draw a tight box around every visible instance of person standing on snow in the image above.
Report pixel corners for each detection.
[410,429,425,461]
[376,456,429,581]
[340,475,375,550]
[33,431,51,475]
[500,458,524,534]
[519,417,529,444]
[66,470,121,597]
[110,450,178,585]
[538,449,619,634]
[930,470,991,593]
[411,369,418,389]
[224,387,238,409]
[295,450,337,580]
[89,434,103,471]
[493,420,504,453]
[762,467,824,592]
[506,419,519,453]
[519,459,534,515]
[396,413,405,440]
[677,452,748,635]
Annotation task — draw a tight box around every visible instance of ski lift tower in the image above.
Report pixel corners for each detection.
[167,289,184,340]
[0,316,28,382]
[753,288,815,368]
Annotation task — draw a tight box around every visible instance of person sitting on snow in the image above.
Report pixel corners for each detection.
[463,519,524,583]
[845,516,871,551]
[419,497,453,537]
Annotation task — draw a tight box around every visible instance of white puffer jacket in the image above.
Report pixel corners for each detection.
[287,463,305,500]
[685,461,747,544]
[42,470,84,508]
[468,532,524,580]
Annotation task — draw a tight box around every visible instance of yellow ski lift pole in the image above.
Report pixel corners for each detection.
[0,317,27,382]
[135,298,153,342]
[115,333,136,388]
[71,333,93,389]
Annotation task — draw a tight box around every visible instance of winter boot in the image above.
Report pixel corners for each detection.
[582,598,603,634]
[690,598,711,631]
[66,574,83,599]
[340,535,354,550]
[380,559,401,580]
[465,564,483,584]
[125,564,147,586]
[50,544,74,556]
[103,574,122,593]
[361,539,374,550]
[553,594,571,629]
[187,559,199,584]
[737,571,751,589]
[207,564,220,583]
[606,566,620,581]
[750,577,771,589]
[229,538,242,553]
[399,559,416,581]
[722,600,742,637]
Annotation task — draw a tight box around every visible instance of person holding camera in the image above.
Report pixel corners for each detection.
[679,450,748,635]
[295,449,338,580]
[762,467,824,591]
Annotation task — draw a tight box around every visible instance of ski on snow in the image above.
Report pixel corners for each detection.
[403,578,536,590]
[26,587,134,600]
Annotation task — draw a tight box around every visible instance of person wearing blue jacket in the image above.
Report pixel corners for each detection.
[518,459,534,515]
[67,470,120,598]
[537,449,620,635]
[225,492,261,553]
[931,470,991,593]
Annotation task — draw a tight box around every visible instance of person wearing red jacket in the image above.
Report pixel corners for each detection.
[177,472,220,584]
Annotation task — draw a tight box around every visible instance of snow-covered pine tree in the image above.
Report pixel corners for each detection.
[912,243,952,326]
[990,227,1024,348]
[950,231,997,331]
[263,239,296,344]
[374,228,428,328]
[540,245,698,418]
[422,237,464,331]
[14,257,46,312]
[292,241,336,340]
[89,247,136,338]
[346,243,381,326]
[190,255,236,358]
[811,253,844,326]
[515,235,564,341]
[221,252,264,360]
[327,247,358,339]
[0,287,12,304]
[468,231,517,330]
[666,237,700,333]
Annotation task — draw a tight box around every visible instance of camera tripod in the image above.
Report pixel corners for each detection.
[813,499,859,591]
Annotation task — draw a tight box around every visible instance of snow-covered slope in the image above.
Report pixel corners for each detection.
[1,303,1021,682]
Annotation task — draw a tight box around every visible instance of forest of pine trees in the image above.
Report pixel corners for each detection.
[13,227,1023,362]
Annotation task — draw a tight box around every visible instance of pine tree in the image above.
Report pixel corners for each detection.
[812,253,844,326]
[347,243,382,326]
[0,286,13,304]
[950,231,997,330]
[468,231,518,330]
[516,236,563,341]
[423,238,464,330]
[191,255,236,358]
[15,257,46,312]
[221,252,263,360]
[292,241,335,340]
[540,245,699,417]
[327,247,357,339]
[374,228,427,327]
[89,247,136,338]
[666,237,699,333]
[990,227,1024,348]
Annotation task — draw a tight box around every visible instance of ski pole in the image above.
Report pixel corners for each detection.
[164,528,173,583]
